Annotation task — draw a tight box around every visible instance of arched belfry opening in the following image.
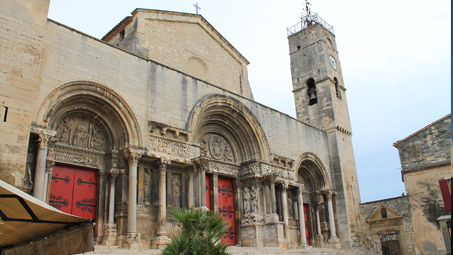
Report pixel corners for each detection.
[307,78,317,105]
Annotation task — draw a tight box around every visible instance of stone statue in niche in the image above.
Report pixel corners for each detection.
[241,185,263,224]
[243,187,251,215]
[55,115,106,151]
[288,192,294,219]
[144,168,151,205]
[208,134,234,163]
[250,185,258,214]
[172,174,181,207]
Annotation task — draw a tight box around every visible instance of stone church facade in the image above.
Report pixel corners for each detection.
[0,1,363,250]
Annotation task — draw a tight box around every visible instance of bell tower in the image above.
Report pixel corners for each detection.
[287,2,363,246]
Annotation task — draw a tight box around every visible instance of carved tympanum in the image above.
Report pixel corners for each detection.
[205,134,234,163]
[56,115,107,151]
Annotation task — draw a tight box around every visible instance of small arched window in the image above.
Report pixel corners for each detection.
[334,77,341,99]
[381,208,388,218]
[307,78,317,105]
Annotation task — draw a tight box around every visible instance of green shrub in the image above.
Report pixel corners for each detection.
[163,208,231,255]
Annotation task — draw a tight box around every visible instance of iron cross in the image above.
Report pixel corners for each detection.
[193,3,201,14]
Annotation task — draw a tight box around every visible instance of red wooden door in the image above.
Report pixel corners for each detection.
[49,165,97,220]
[218,177,236,245]
[303,204,310,245]
[206,175,212,210]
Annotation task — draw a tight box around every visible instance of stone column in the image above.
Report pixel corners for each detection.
[270,179,277,214]
[326,191,340,244]
[124,149,141,247]
[188,170,194,208]
[297,185,308,248]
[33,133,52,201]
[281,182,290,247]
[315,193,323,242]
[102,169,122,246]
[264,184,271,214]
[43,160,55,203]
[212,174,219,212]
[153,158,171,249]
[200,164,207,209]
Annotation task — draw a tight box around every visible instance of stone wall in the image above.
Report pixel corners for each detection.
[0,0,50,188]
[37,20,332,171]
[102,9,253,99]
[393,115,451,254]
[394,115,451,172]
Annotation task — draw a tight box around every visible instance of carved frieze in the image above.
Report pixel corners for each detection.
[260,163,295,182]
[55,115,107,151]
[208,161,239,177]
[240,161,261,179]
[48,144,104,169]
[148,136,199,161]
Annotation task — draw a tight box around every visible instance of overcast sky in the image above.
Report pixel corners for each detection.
[47,0,451,202]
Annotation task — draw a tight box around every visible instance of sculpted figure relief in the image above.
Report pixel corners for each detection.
[172,174,181,207]
[208,134,234,163]
[55,115,106,151]
[144,168,151,204]
[243,187,251,215]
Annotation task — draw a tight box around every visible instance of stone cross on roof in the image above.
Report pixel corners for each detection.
[193,3,201,14]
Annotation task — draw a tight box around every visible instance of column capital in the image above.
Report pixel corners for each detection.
[31,127,57,149]
[323,190,336,199]
[122,148,142,165]
[281,181,289,190]
[191,157,209,171]
[296,184,305,194]
[45,160,55,174]
[109,169,124,180]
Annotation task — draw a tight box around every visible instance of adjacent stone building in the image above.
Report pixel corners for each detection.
[1,0,362,251]
[393,114,451,255]
[360,114,452,255]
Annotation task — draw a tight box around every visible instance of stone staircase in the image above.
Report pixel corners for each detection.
[79,245,375,255]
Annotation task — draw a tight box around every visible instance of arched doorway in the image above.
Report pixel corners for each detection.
[31,81,142,241]
[296,153,331,247]
[187,94,269,246]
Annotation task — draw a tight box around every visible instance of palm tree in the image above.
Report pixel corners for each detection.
[163,208,231,255]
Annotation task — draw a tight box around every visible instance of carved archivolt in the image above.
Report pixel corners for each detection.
[56,115,107,151]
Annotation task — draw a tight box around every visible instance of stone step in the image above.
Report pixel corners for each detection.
[79,246,374,255]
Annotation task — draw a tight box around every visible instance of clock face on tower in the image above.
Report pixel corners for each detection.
[329,55,337,70]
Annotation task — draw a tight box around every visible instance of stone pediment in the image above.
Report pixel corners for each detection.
[367,204,403,223]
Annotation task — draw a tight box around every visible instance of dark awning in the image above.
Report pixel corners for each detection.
[0,179,93,253]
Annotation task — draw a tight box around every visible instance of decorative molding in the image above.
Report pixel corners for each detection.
[149,121,190,142]
[336,125,352,136]
[270,154,295,170]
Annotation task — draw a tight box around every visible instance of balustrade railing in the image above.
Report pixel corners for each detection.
[287,12,335,36]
